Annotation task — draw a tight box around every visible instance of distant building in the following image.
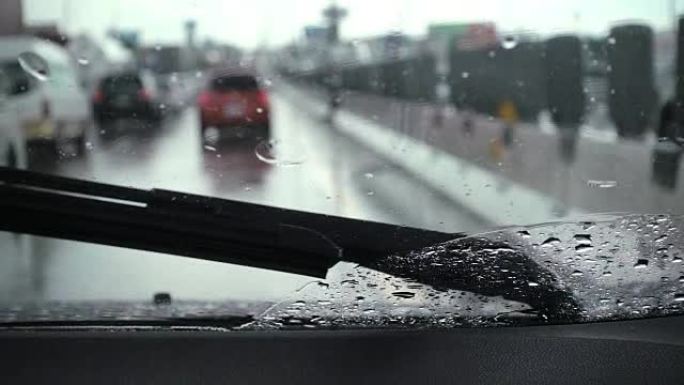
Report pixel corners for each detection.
[0,0,23,36]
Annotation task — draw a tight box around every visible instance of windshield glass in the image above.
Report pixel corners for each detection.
[1,0,684,329]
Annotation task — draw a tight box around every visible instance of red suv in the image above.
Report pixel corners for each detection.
[198,70,270,141]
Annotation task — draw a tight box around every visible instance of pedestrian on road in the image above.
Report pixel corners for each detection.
[326,72,342,124]
[498,100,519,148]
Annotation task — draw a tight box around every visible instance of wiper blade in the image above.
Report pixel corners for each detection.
[0,167,454,278]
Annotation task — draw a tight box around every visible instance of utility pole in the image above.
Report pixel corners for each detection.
[321,1,347,123]
[323,2,347,46]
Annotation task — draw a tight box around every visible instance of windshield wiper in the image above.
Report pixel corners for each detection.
[0,167,454,277]
[0,167,582,321]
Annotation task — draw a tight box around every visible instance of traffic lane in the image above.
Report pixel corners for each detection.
[5,88,485,303]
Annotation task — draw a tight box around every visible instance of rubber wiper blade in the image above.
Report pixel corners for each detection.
[0,167,454,278]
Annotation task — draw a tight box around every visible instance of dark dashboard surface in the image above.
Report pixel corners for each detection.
[1,315,683,384]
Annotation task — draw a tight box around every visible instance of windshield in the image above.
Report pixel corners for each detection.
[1,0,684,329]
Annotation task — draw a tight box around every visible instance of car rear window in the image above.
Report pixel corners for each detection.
[211,75,258,92]
[102,75,143,94]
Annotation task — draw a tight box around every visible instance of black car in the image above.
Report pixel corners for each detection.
[92,72,163,123]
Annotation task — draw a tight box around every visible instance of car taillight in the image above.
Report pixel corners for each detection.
[138,89,151,101]
[93,89,104,103]
[257,90,269,107]
[198,91,213,108]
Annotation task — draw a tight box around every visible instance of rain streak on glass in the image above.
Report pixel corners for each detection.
[255,140,306,167]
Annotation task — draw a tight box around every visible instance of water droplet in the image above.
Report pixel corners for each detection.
[602,271,613,277]
[674,294,684,302]
[678,276,684,283]
[575,244,594,253]
[541,237,561,246]
[85,141,94,151]
[203,145,216,152]
[364,172,375,179]
[634,259,649,269]
[571,270,584,277]
[608,37,616,45]
[392,291,416,299]
[340,279,358,287]
[501,36,518,50]
[367,191,375,196]
[461,72,470,79]
[256,107,264,114]
[77,57,90,66]
[587,180,617,188]
[655,234,668,243]
[527,281,539,287]
[574,234,592,242]
[17,52,50,81]
[255,140,306,167]
[517,230,531,238]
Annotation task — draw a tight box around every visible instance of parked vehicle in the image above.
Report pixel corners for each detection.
[0,36,91,155]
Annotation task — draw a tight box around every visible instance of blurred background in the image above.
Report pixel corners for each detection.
[2,0,684,304]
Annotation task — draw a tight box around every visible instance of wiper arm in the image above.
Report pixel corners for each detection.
[0,167,454,278]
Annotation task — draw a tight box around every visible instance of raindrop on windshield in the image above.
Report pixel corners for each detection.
[364,172,375,179]
[674,294,684,302]
[501,36,518,50]
[634,259,649,269]
[517,230,531,238]
[392,291,416,299]
[574,234,592,243]
[541,237,561,246]
[255,140,306,167]
[77,57,90,66]
[608,37,617,45]
[17,52,50,81]
[587,180,618,189]
[575,244,594,253]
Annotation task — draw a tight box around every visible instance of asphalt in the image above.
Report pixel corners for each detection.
[0,83,486,304]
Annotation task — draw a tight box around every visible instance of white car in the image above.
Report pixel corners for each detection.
[0,68,26,168]
[0,37,91,155]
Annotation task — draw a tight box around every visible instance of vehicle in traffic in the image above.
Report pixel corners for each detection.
[0,69,26,168]
[92,71,164,124]
[197,69,270,141]
[0,36,91,156]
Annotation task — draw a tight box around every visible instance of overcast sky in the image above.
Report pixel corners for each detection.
[24,0,680,48]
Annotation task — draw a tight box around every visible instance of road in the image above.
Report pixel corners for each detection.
[0,83,487,305]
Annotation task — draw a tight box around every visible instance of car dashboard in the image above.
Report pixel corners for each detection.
[1,315,683,384]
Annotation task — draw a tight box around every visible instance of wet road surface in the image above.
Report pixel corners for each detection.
[0,85,487,304]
